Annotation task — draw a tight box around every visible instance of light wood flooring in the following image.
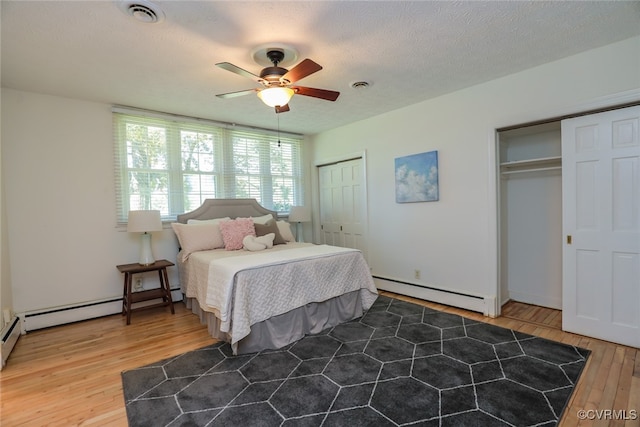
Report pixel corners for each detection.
[0,294,638,426]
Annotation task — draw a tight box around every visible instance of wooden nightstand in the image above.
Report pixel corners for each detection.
[116,259,175,325]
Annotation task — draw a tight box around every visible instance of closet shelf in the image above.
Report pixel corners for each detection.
[500,156,561,172]
[501,166,561,175]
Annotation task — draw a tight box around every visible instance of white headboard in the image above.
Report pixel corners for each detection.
[176,199,278,224]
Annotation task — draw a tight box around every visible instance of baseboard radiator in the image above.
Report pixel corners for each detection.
[20,289,183,332]
[373,276,498,317]
[1,316,22,370]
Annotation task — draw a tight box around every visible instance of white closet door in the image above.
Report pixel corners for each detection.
[319,158,368,260]
[562,105,640,348]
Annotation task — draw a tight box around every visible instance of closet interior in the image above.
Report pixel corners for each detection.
[498,121,563,310]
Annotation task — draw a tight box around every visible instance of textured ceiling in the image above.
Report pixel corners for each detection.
[2,1,639,135]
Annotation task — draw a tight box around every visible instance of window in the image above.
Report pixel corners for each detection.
[113,111,303,223]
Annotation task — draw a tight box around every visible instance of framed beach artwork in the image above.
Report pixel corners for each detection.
[395,150,439,203]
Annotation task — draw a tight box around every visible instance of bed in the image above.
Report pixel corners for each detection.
[173,198,378,354]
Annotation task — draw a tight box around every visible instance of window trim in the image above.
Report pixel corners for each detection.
[113,107,304,224]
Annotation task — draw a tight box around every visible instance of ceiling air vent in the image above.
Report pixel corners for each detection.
[351,81,371,90]
[118,0,165,24]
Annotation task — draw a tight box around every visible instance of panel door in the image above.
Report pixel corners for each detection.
[562,105,640,348]
[319,158,368,259]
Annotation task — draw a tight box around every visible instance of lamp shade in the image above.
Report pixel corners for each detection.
[257,87,294,108]
[289,206,311,223]
[127,210,162,233]
[127,210,162,265]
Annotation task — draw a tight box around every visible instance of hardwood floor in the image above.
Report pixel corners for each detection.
[501,300,563,330]
[1,295,638,426]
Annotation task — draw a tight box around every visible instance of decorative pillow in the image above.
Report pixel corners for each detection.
[250,214,274,225]
[242,233,275,251]
[219,218,256,250]
[276,220,295,242]
[171,222,226,261]
[254,219,286,245]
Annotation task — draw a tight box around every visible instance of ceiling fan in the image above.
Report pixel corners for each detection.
[215,49,340,113]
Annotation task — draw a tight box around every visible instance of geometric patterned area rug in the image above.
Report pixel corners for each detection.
[121,295,590,427]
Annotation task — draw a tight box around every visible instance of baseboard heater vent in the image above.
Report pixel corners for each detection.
[1,316,21,370]
[373,275,497,317]
[22,288,183,332]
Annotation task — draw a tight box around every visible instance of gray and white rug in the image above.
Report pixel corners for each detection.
[122,295,589,426]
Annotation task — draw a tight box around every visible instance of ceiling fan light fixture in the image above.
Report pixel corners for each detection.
[257,87,294,108]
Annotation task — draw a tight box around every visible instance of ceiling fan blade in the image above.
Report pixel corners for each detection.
[215,62,262,83]
[281,59,323,84]
[275,104,290,114]
[293,86,340,101]
[215,89,257,99]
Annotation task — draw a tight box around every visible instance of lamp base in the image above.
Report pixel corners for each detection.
[138,232,156,265]
[295,222,304,243]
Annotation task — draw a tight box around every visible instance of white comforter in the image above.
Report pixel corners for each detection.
[179,243,378,349]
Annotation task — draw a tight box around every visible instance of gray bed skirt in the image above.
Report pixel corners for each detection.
[185,290,364,354]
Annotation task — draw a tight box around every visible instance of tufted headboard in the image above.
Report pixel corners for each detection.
[176,199,278,224]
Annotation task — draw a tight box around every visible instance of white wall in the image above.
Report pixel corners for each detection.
[1,90,180,323]
[0,95,10,330]
[310,36,640,304]
[1,169,10,330]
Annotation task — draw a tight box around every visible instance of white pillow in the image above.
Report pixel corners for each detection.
[185,217,229,253]
[187,217,230,224]
[171,221,227,261]
[276,220,295,242]
[249,214,274,225]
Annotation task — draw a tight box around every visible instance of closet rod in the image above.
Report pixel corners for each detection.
[501,166,562,175]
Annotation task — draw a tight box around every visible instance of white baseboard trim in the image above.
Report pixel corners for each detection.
[374,276,498,317]
[20,289,183,332]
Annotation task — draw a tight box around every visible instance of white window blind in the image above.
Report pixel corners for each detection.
[113,110,303,223]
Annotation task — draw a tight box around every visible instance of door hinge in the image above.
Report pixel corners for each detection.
[340,225,343,231]
[567,235,572,245]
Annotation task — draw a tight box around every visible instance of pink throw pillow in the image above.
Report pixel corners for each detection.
[219,218,256,250]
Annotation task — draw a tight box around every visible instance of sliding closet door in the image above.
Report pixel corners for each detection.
[562,105,640,348]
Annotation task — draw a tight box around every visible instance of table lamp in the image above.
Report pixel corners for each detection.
[288,206,311,243]
[127,210,163,265]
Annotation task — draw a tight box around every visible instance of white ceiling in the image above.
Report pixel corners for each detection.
[2,1,639,135]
